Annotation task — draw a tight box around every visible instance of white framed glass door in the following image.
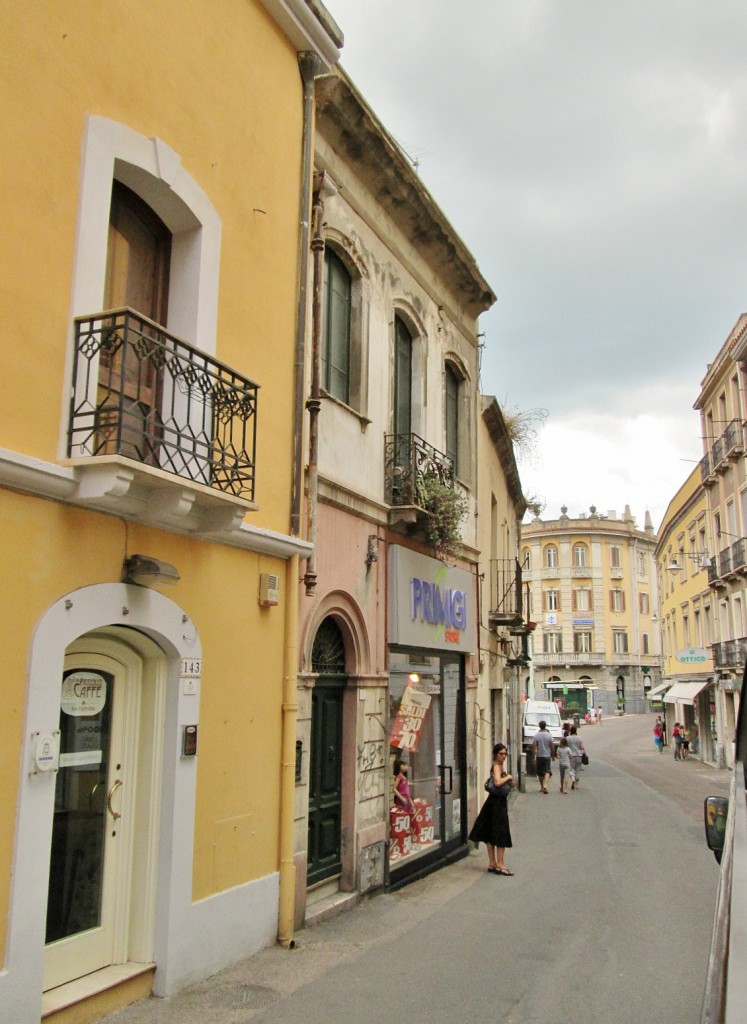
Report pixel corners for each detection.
[44,651,137,991]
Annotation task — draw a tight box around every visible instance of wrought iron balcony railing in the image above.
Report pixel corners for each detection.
[719,547,733,578]
[699,453,713,483]
[724,418,745,456]
[384,432,454,507]
[68,309,259,501]
[713,637,747,669]
[732,538,747,572]
[712,436,725,469]
[489,558,525,626]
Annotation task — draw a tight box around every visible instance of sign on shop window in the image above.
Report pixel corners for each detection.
[389,686,432,752]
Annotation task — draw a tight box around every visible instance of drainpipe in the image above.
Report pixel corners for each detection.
[278,552,300,948]
[279,50,323,950]
[291,51,324,539]
[303,180,327,595]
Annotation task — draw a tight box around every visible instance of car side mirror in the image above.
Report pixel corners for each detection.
[704,795,728,864]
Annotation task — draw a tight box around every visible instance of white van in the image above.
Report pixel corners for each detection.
[522,699,563,771]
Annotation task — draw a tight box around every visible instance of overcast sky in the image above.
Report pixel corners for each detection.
[325,0,747,531]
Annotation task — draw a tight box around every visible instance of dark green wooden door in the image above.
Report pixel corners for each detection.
[307,678,344,885]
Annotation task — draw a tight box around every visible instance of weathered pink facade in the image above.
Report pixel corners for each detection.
[292,66,496,926]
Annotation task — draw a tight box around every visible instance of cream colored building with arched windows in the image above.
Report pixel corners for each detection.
[521,505,660,715]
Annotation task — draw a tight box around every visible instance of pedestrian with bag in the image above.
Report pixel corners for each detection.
[653,719,664,753]
[469,743,514,875]
[567,725,585,788]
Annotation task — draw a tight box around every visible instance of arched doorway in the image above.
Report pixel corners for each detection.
[307,618,346,887]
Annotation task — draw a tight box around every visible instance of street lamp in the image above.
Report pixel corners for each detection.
[666,552,711,574]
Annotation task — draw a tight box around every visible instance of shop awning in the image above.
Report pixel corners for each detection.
[663,680,712,705]
[646,682,670,700]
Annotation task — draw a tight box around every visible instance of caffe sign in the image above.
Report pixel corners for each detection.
[61,672,107,716]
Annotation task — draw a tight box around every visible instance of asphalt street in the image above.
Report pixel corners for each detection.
[100,713,728,1024]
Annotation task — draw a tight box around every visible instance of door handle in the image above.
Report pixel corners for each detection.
[89,780,104,813]
[107,779,123,820]
[440,764,453,794]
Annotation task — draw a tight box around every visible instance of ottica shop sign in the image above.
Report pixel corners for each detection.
[388,546,475,653]
[675,647,709,664]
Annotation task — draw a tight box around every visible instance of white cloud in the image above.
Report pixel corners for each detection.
[327,0,747,526]
[518,407,701,531]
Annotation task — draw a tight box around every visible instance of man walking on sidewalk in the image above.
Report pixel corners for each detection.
[532,720,556,794]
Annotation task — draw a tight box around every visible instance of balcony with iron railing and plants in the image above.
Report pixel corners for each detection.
[384,432,468,557]
[66,308,260,533]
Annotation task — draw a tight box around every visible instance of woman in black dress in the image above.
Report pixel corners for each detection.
[469,742,514,875]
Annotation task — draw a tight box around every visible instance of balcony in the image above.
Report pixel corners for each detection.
[488,558,525,628]
[719,547,733,578]
[712,436,726,473]
[384,432,455,526]
[724,419,745,460]
[713,637,747,669]
[533,651,605,666]
[732,538,747,573]
[66,309,259,532]
[700,453,716,487]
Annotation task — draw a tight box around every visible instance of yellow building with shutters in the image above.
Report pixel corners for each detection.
[521,505,661,715]
[0,3,340,1022]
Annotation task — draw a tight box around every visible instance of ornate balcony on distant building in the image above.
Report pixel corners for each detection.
[713,637,747,669]
[700,452,716,487]
[724,418,745,460]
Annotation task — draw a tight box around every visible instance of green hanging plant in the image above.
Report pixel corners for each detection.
[416,475,469,558]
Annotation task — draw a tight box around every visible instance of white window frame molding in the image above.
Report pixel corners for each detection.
[60,115,222,458]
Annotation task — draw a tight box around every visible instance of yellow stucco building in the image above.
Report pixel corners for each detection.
[0,3,340,1022]
[521,505,660,714]
[655,467,716,758]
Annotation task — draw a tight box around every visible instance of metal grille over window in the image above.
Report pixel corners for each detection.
[311,618,346,674]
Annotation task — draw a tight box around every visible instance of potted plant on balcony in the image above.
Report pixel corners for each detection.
[416,475,469,559]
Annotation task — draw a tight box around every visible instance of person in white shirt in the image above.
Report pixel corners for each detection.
[532,721,556,794]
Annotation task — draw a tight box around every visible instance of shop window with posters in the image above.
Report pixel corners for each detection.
[387,650,464,874]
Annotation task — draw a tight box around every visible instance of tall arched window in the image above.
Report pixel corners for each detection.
[393,316,412,438]
[545,545,558,568]
[444,363,459,475]
[322,249,351,404]
[573,544,587,567]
